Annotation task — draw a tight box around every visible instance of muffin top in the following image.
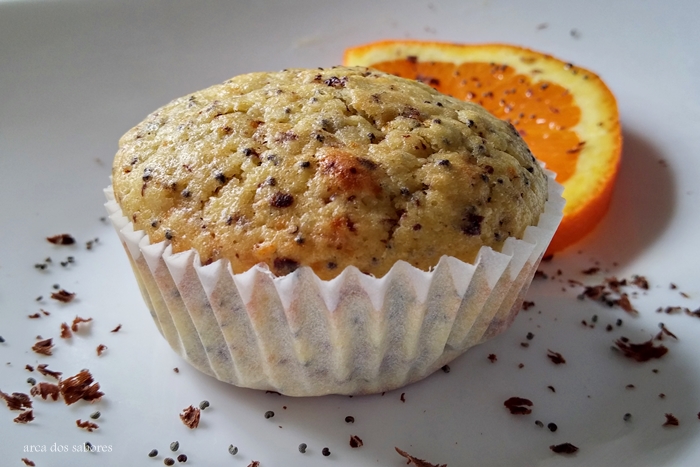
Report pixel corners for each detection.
[112,66,548,280]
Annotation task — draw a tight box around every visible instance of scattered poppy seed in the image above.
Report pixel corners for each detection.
[85,442,93,451]
[90,411,100,420]
[322,447,331,456]
[659,393,666,399]
[298,443,307,453]
[199,400,210,410]
[27,377,36,385]
[228,445,238,455]
[592,315,598,323]
[624,413,632,421]
[170,441,179,452]
[548,422,558,432]
[264,410,275,419]
[173,368,179,373]
[164,458,175,466]
[177,454,187,463]
[345,416,354,423]
[526,332,534,340]
[148,449,158,457]
[617,318,623,326]
[535,420,544,428]
[441,365,450,373]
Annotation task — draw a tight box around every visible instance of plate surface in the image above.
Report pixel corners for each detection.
[1,0,699,465]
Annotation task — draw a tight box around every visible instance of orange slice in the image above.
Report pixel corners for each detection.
[344,40,622,253]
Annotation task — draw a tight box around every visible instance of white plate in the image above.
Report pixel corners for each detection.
[1,0,699,465]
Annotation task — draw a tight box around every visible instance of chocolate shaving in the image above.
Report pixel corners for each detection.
[60,323,72,339]
[632,275,649,290]
[246,462,260,467]
[14,410,34,424]
[547,350,566,364]
[487,353,497,363]
[658,306,686,314]
[615,338,668,362]
[30,382,60,401]
[534,270,548,280]
[110,324,122,333]
[395,447,447,467]
[0,391,33,410]
[550,443,579,454]
[663,413,679,427]
[686,308,700,318]
[522,301,535,310]
[349,435,363,448]
[657,324,678,340]
[28,313,41,319]
[614,294,638,315]
[582,267,600,275]
[47,234,75,245]
[606,277,627,292]
[32,338,54,356]
[76,419,99,432]
[180,405,201,429]
[25,365,34,372]
[37,364,62,380]
[59,369,104,405]
[581,285,605,300]
[504,397,533,415]
[96,344,107,356]
[71,316,92,332]
[51,289,75,303]
[21,458,36,466]
[400,392,406,402]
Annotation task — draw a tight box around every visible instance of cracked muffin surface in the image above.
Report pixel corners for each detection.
[112,66,548,280]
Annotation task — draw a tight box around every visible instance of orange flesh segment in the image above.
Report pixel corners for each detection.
[370,59,581,183]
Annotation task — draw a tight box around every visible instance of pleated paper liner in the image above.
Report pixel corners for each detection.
[105,169,564,396]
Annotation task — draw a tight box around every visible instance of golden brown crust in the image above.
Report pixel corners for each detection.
[113,66,547,279]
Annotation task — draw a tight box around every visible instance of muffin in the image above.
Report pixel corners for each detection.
[106,66,564,396]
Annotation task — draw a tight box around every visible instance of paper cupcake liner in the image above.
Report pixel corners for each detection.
[105,170,564,396]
